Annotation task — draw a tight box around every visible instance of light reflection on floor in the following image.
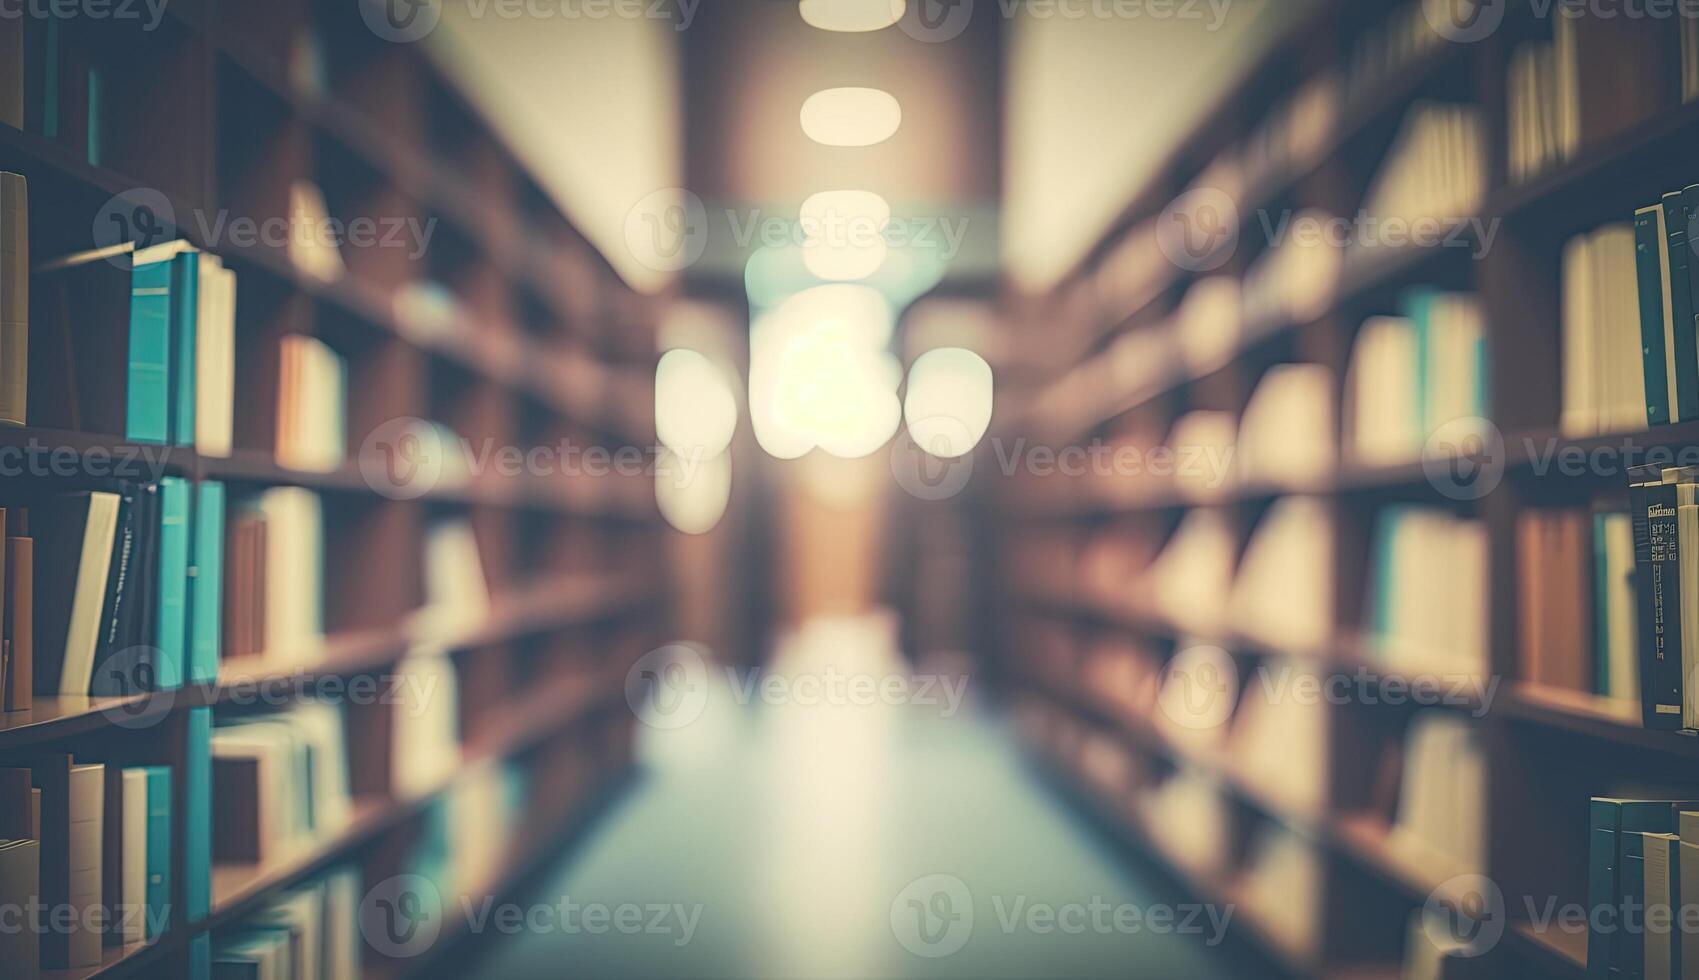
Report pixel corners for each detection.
[471,614,1239,979]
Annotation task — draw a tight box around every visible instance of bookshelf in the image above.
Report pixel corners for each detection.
[0,1,667,978]
[996,0,1699,976]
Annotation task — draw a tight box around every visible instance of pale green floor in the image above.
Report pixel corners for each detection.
[468,666,1246,979]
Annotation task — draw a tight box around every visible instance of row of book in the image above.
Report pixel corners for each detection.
[0,479,225,699]
[1587,797,1699,980]
[1506,30,1580,183]
[1355,103,1485,237]
[1346,292,1488,465]
[1516,507,1639,702]
[1627,463,1699,731]
[1369,506,1489,677]
[212,867,361,980]
[0,755,178,973]
[212,703,353,868]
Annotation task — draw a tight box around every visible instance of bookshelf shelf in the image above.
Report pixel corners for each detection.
[0,5,668,975]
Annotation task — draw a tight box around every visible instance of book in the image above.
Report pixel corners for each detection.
[1234,363,1335,488]
[1567,222,1652,435]
[275,335,347,473]
[1631,463,1685,729]
[1228,497,1333,652]
[1370,507,1489,676]
[100,766,128,945]
[30,492,121,694]
[0,172,25,426]
[1663,192,1699,424]
[1390,713,1485,881]
[224,509,266,664]
[189,482,226,685]
[249,488,323,663]
[1596,511,1640,702]
[1517,509,1592,692]
[4,530,30,711]
[36,758,104,968]
[1589,799,1699,979]
[186,708,210,923]
[87,483,150,697]
[1645,831,1681,980]
[212,704,352,864]
[195,255,235,457]
[1679,812,1699,977]
[131,766,169,942]
[0,838,40,978]
[153,478,190,691]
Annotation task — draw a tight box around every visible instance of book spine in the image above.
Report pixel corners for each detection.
[184,707,209,923]
[88,489,137,697]
[1637,208,1675,426]
[154,479,189,691]
[1632,480,1685,729]
[126,261,173,445]
[1666,192,1698,427]
[0,173,25,426]
[170,254,197,447]
[5,535,30,712]
[142,767,168,941]
[0,17,21,129]
[188,482,224,686]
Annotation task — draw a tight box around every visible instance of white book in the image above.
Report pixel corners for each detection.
[119,770,146,945]
[324,869,361,980]
[59,492,121,694]
[65,763,104,968]
[255,487,324,662]
[196,257,236,457]
[1561,234,1598,436]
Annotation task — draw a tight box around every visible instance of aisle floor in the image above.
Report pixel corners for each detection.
[470,632,1244,979]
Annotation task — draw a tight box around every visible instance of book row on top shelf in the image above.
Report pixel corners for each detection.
[1012,0,1699,425]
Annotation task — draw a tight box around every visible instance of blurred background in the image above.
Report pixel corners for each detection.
[7,0,1699,978]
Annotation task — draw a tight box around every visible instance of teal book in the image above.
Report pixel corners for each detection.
[189,933,209,980]
[129,765,171,941]
[187,482,225,685]
[1589,799,1699,978]
[1371,508,1406,650]
[154,478,189,690]
[1594,514,1611,696]
[1405,288,1436,436]
[168,253,197,446]
[126,258,174,444]
[1664,192,1699,424]
[185,707,211,922]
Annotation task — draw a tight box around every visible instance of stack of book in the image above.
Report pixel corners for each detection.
[0,756,172,970]
[1229,497,1334,653]
[225,487,324,669]
[1388,712,1485,882]
[1629,187,1699,431]
[1368,507,1489,677]
[1146,510,1236,635]
[211,702,352,867]
[212,867,361,980]
[1165,411,1237,502]
[0,478,225,699]
[1506,35,1579,183]
[1516,507,1638,701]
[1622,464,1699,730]
[1230,658,1329,815]
[32,238,237,453]
[1346,291,1488,465]
[1141,767,1229,881]
[1586,798,1699,980]
[1237,823,1324,960]
[1172,277,1242,374]
[1242,209,1342,330]
[1235,363,1336,489]
[276,335,348,473]
[1356,103,1485,244]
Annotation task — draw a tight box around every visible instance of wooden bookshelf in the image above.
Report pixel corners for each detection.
[996,0,1699,976]
[0,1,670,976]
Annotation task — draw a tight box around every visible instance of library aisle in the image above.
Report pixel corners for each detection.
[468,618,1242,980]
